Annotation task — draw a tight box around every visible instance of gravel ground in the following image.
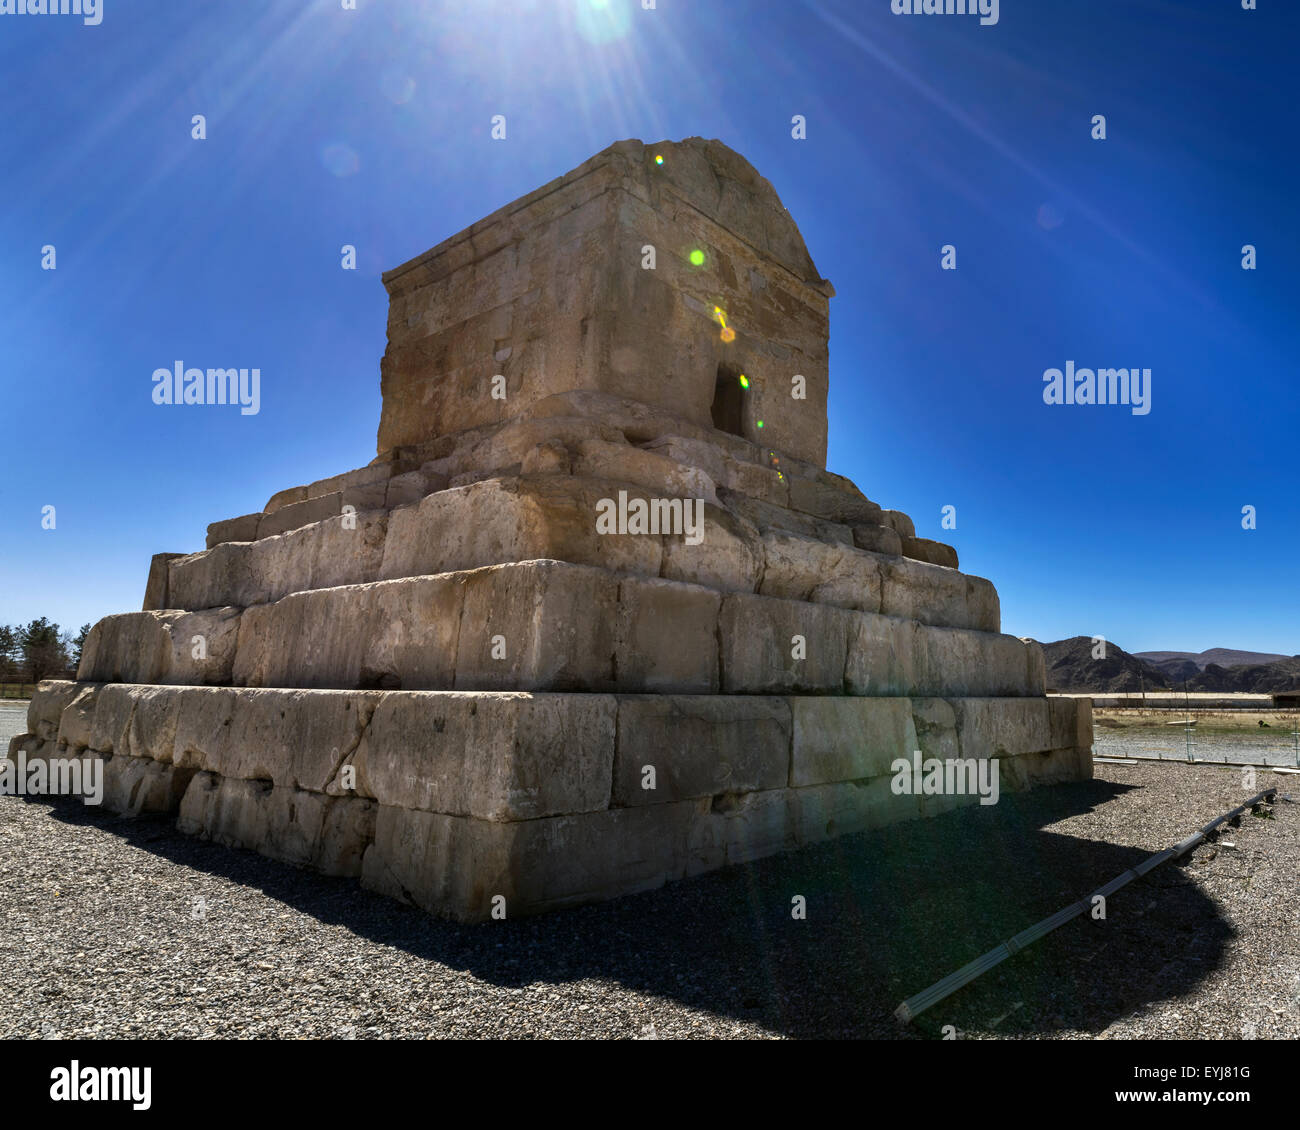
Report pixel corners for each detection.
[0,759,1295,1040]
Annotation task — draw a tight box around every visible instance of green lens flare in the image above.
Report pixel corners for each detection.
[738,375,749,389]
[756,420,765,428]
[654,154,664,165]
[689,249,704,266]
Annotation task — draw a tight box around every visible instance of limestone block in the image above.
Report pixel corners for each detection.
[758,530,882,613]
[520,441,572,476]
[850,523,903,557]
[379,476,662,584]
[911,698,961,761]
[361,800,699,921]
[718,593,852,694]
[1048,695,1093,753]
[614,578,720,693]
[234,572,462,690]
[880,510,916,539]
[658,502,763,594]
[101,754,195,816]
[916,627,1033,697]
[264,485,308,514]
[901,536,959,570]
[257,492,343,539]
[56,683,103,750]
[612,696,790,806]
[88,682,138,755]
[217,689,378,792]
[77,608,242,685]
[304,462,394,501]
[317,796,380,876]
[456,416,627,479]
[169,511,388,609]
[723,490,854,546]
[640,435,729,485]
[455,561,618,692]
[570,438,719,504]
[789,697,918,786]
[143,552,186,609]
[999,746,1092,791]
[950,698,1053,759]
[844,614,917,697]
[718,454,790,508]
[27,680,78,741]
[787,476,882,526]
[788,777,920,845]
[685,790,790,875]
[1076,697,1095,754]
[880,557,999,632]
[1025,638,1047,696]
[205,516,260,551]
[178,773,375,877]
[6,733,35,761]
[170,688,239,767]
[350,691,615,820]
[386,469,437,509]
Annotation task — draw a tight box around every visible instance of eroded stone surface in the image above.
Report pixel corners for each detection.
[50,137,1091,921]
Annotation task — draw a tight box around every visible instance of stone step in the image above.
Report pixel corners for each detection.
[200,402,950,569]
[168,473,989,631]
[14,681,1092,919]
[85,559,1035,697]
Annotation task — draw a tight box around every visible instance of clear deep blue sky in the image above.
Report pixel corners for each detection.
[1,0,1295,653]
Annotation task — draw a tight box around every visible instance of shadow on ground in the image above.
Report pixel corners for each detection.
[33,777,1233,1039]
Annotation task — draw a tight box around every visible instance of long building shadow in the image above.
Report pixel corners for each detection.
[23,776,1235,1039]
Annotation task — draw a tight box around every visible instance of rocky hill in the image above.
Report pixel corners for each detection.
[1040,638,1300,694]
[1039,637,1172,693]
[1135,647,1288,670]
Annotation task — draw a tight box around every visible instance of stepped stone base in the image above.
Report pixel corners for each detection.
[7,680,1092,921]
[33,139,1096,920]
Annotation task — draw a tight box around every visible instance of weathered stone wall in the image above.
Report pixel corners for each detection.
[378,139,832,466]
[10,681,1092,921]
[6,137,1094,922]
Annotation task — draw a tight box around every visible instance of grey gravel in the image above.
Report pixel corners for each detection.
[0,755,1295,1039]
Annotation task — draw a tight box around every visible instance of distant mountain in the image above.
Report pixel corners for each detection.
[1041,638,1300,694]
[1146,656,1200,682]
[1134,648,1289,670]
[1039,637,1172,694]
[1186,657,1300,693]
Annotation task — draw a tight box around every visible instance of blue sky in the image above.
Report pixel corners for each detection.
[1,0,1295,654]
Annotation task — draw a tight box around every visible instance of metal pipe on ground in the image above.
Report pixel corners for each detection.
[894,787,1278,1024]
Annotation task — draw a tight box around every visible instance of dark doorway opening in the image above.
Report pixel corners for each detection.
[712,364,746,438]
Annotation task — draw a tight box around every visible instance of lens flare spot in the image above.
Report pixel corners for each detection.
[720,326,736,343]
[756,420,765,429]
[654,154,664,165]
[738,374,749,389]
[689,249,705,267]
[1036,202,1066,231]
[577,0,631,45]
[321,143,360,178]
[380,68,416,105]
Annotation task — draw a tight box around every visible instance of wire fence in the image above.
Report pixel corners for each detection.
[1094,718,1300,768]
[0,683,36,701]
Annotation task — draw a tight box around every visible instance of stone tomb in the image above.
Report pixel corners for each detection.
[8,138,1092,920]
